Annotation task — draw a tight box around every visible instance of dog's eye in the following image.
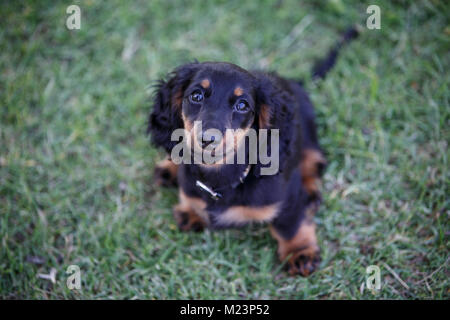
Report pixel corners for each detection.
[234,100,250,113]
[189,90,204,103]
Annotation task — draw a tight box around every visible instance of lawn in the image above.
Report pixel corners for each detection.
[0,0,448,299]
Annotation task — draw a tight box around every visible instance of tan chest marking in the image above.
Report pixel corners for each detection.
[217,203,280,225]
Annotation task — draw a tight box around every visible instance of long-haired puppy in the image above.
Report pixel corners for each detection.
[148,28,358,276]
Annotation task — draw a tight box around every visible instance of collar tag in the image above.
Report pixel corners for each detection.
[196,180,222,201]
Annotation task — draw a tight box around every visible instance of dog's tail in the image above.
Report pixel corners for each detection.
[311,26,359,80]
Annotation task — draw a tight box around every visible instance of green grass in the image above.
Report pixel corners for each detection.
[0,0,448,299]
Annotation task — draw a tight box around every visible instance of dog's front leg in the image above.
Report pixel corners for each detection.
[270,205,321,276]
[154,157,178,187]
[173,190,208,232]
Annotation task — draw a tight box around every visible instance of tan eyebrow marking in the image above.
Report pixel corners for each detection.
[200,79,210,89]
[234,87,244,96]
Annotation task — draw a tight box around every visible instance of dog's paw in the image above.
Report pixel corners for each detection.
[154,159,178,187]
[173,207,206,232]
[286,247,321,277]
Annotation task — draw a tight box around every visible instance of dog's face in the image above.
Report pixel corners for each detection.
[181,64,256,151]
[148,62,293,173]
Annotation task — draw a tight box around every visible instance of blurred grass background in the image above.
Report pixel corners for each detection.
[0,0,448,299]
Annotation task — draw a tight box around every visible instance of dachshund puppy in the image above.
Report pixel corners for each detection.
[148,28,357,276]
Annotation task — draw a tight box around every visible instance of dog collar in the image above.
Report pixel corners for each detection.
[195,165,251,201]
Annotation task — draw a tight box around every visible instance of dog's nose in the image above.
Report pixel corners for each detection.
[202,135,215,149]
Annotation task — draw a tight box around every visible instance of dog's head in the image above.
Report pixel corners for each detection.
[148,62,293,174]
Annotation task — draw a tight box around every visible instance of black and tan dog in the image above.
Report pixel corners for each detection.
[148,28,358,276]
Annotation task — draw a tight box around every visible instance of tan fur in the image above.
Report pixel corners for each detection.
[270,212,320,276]
[160,158,178,178]
[234,87,244,96]
[270,221,317,261]
[201,79,210,89]
[300,149,325,195]
[217,203,280,225]
[178,190,209,224]
[258,104,271,128]
[154,158,178,186]
[182,113,193,131]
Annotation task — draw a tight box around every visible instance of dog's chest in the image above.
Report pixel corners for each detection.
[180,173,284,228]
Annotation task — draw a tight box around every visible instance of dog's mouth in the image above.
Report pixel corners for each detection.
[196,137,224,159]
[200,136,218,150]
[185,121,252,166]
[192,131,234,166]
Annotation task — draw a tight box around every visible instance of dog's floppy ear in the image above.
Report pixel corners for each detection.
[254,76,294,176]
[147,63,199,153]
